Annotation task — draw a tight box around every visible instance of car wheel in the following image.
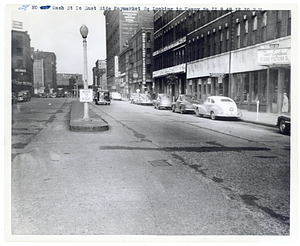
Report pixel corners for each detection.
[180,107,184,114]
[279,119,288,134]
[210,111,216,120]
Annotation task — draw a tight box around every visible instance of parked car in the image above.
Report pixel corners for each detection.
[17,90,31,102]
[195,96,242,120]
[130,93,140,104]
[276,114,290,134]
[111,92,122,100]
[138,94,153,105]
[94,89,111,105]
[12,92,18,104]
[172,94,200,113]
[153,93,172,110]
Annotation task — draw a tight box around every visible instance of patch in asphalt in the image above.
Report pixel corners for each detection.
[99,146,270,152]
[252,155,278,158]
[240,194,290,223]
[12,143,28,149]
[148,160,172,166]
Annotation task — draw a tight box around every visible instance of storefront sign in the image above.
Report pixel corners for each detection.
[142,33,146,84]
[114,56,119,77]
[258,48,291,65]
[79,89,93,102]
[153,37,186,57]
[153,64,185,78]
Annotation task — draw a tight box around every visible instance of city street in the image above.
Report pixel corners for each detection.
[10,98,290,236]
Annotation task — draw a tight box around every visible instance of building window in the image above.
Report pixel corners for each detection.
[17,59,23,68]
[287,10,291,36]
[146,64,151,74]
[244,20,249,46]
[253,16,257,30]
[252,16,257,44]
[147,32,151,42]
[236,23,241,49]
[146,48,151,58]
[16,47,23,56]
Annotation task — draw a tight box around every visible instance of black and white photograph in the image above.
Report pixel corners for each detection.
[2,0,299,245]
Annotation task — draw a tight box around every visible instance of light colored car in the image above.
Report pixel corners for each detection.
[154,94,172,110]
[172,94,200,114]
[130,93,140,104]
[195,96,242,120]
[138,94,153,105]
[111,92,122,100]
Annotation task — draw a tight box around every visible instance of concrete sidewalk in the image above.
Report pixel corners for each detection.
[69,101,109,131]
[240,109,278,127]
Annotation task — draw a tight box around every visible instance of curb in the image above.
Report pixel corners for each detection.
[240,119,276,128]
[69,101,109,132]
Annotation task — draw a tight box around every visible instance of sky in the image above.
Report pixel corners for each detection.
[10,4,106,85]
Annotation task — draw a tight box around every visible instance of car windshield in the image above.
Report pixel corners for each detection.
[184,95,196,100]
[141,94,151,100]
[220,99,233,102]
[161,94,171,99]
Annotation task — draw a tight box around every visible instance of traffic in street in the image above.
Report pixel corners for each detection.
[10,97,291,235]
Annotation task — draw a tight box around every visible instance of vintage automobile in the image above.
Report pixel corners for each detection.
[111,92,122,100]
[130,93,140,104]
[153,93,172,110]
[17,90,31,102]
[138,94,153,106]
[276,114,290,134]
[94,89,111,105]
[195,96,242,120]
[172,94,200,113]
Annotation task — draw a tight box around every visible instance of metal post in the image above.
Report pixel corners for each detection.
[80,24,90,121]
[256,100,259,121]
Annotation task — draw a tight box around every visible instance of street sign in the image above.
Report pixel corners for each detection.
[79,89,93,102]
[210,73,225,78]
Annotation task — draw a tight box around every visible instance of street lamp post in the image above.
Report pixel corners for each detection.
[80,24,91,121]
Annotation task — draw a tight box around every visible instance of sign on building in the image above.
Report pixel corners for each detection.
[258,48,291,65]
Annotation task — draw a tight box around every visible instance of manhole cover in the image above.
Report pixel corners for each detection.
[148,160,172,166]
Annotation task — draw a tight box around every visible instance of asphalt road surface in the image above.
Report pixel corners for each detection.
[10,98,291,237]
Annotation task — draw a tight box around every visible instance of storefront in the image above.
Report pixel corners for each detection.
[187,36,291,113]
[153,64,186,99]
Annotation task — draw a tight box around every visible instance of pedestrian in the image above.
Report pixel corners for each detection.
[282,93,289,113]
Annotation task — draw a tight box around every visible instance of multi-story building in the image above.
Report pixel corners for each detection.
[31,48,57,93]
[92,60,107,90]
[104,10,153,92]
[153,11,188,99]
[56,73,83,97]
[119,27,154,96]
[153,10,291,114]
[33,59,44,94]
[11,21,34,94]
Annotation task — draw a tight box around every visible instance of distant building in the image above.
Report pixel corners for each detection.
[93,60,107,90]
[104,10,154,92]
[11,23,34,94]
[33,59,44,94]
[31,48,57,93]
[119,27,154,96]
[56,73,83,97]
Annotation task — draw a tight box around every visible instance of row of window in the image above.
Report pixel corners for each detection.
[154,10,291,54]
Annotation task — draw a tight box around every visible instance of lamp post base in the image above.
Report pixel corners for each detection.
[82,102,91,121]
